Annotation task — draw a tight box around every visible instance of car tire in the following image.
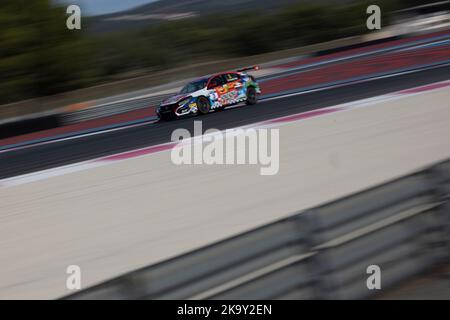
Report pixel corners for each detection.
[246,87,258,105]
[197,96,211,115]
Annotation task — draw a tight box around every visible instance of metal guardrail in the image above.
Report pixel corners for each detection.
[65,160,450,300]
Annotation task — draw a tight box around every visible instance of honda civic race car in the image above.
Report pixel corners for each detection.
[156,66,261,121]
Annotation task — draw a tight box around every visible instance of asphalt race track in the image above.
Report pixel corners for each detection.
[1,64,449,179]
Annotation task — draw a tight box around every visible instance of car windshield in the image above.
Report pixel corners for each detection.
[180,79,207,94]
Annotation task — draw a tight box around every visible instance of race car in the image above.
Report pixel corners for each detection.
[156,66,261,121]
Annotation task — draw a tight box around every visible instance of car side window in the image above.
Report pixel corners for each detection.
[225,73,240,83]
[208,75,226,89]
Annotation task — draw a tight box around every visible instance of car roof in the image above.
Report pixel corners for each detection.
[189,71,241,84]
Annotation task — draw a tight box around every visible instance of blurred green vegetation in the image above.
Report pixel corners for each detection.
[0,0,434,104]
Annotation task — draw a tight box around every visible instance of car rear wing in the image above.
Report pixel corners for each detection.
[237,65,260,73]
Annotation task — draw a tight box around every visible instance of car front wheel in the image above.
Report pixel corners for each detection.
[197,96,211,115]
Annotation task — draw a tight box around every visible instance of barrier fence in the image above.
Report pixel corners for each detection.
[66,159,450,300]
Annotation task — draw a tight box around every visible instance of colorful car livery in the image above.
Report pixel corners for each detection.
[156,66,261,121]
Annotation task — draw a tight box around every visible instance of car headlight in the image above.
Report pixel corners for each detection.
[178,97,191,106]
